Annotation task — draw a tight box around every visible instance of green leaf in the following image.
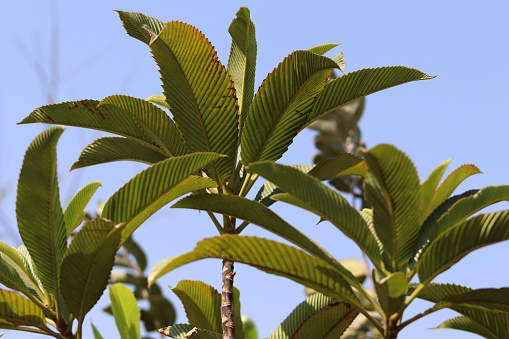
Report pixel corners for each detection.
[158,323,222,338]
[109,283,141,339]
[99,95,187,157]
[439,288,509,312]
[308,43,340,55]
[269,293,358,339]
[373,271,407,316]
[308,66,434,123]
[102,152,220,244]
[241,316,258,339]
[307,153,367,180]
[147,95,171,109]
[148,21,239,184]
[149,235,361,309]
[115,10,165,45]
[71,137,168,170]
[91,322,106,339]
[0,242,43,299]
[430,185,509,241]
[363,144,421,271]
[248,162,382,268]
[417,210,509,283]
[122,236,147,272]
[422,164,482,223]
[63,181,101,235]
[435,316,498,339]
[227,6,257,131]
[60,218,122,323]
[172,194,363,290]
[408,282,472,302]
[241,51,337,165]
[16,126,66,295]
[233,287,244,339]
[419,159,452,222]
[0,289,45,328]
[171,280,222,333]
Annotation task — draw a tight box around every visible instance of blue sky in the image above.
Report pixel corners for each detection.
[1,1,509,338]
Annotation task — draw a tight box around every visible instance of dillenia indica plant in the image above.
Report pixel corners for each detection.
[0,127,122,338]
[20,7,433,338]
[158,145,509,338]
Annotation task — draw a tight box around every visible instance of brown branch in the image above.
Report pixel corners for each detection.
[221,259,236,339]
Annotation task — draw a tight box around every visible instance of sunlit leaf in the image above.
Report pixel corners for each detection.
[0,289,45,328]
[149,235,361,309]
[270,293,358,339]
[102,153,221,244]
[16,126,66,295]
[363,144,421,271]
[241,51,337,165]
[308,66,434,123]
[171,280,222,333]
[72,137,168,170]
[109,283,141,339]
[116,10,165,45]
[435,316,498,339]
[308,43,340,55]
[417,211,509,283]
[148,21,239,184]
[249,162,382,268]
[63,181,101,235]
[158,323,222,338]
[228,6,257,131]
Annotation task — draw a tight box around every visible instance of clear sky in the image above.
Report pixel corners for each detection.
[1,1,509,338]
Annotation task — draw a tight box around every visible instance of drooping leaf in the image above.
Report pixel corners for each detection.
[158,323,222,339]
[149,235,361,309]
[172,194,363,290]
[60,219,122,323]
[0,289,45,328]
[227,6,257,131]
[171,280,222,333]
[116,10,165,45]
[122,236,148,272]
[241,316,258,339]
[99,95,187,157]
[102,152,221,244]
[422,164,482,223]
[241,51,337,165]
[63,181,101,235]
[248,162,382,268]
[308,66,435,123]
[148,21,239,184]
[16,126,66,295]
[419,159,452,222]
[308,153,367,180]
[417,210,509,283]
[407,282,472,302]
[363,144,421,271]
[270,293,358,339]
[71,137,168,170]
[233,287,245,339]
[109,283,141,339]
[435,316,498,339]
[308,43,340,56]
[438,288,509,312]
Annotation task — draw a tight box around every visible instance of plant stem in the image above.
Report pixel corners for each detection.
[221,259,236,339]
